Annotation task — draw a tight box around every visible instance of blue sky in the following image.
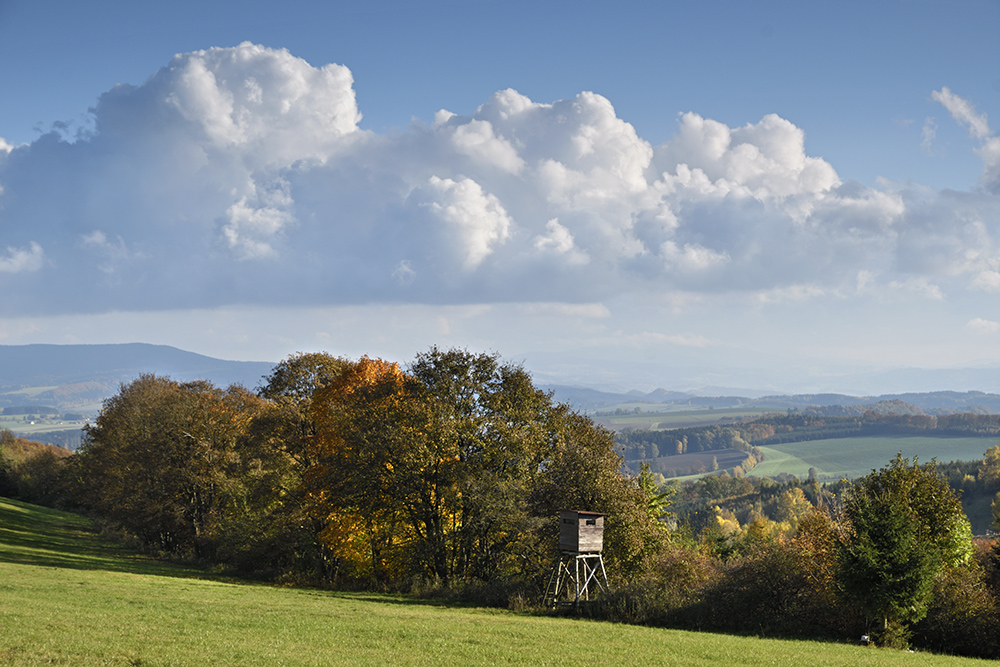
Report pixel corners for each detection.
[1,1,998,393]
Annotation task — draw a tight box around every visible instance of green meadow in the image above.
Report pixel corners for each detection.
[0,497,995,666]
[597,407,770,431]
[749,436,992,482]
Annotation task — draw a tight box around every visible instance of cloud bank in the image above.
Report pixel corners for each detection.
[0,44,997,317]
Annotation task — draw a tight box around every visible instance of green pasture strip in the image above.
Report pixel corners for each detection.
[606,407,769,430]
[748,447,815,480]
[0,386,59,398]
[750,436,993,482]
[0,499,992,667]
[2,422,85,435]
[2,563,992,667]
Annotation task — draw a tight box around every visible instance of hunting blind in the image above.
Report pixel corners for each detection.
[544,510,610,606]
[559,510,604,552]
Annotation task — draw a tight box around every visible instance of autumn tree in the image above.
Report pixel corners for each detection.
[305,348,662,584]
[774,487,813,533]
[307,351,553,582]
[0,428,72,503]
[257,351,347,469]
[75,375,271,557]
[979,444,1000,491]
[248,352,350,577]
[838,454,973,646]
[305,357,429,581]
[0,431,13,497]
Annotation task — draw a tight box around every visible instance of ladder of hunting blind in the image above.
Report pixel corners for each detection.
[543,552,609,607]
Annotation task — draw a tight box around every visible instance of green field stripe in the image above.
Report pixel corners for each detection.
[748,447,815,479]
[750,436,994,482]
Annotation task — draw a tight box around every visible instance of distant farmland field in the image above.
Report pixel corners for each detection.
[595,407,771,431]
[640,448,748,476]
[750,435,993,482]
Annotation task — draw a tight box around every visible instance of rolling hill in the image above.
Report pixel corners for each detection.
[0,343,275,412]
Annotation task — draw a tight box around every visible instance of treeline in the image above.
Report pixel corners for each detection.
[758,412,1000,444]
[793,399,928,417]
[2,405,61,415]
[35,349,663,588]
[630,448,763,480]
[617,422,772,459]
[618,410,1000,460]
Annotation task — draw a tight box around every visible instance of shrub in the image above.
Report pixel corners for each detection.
[577,542,720,627]
[913,564,1000,658]
[690,538,851,638]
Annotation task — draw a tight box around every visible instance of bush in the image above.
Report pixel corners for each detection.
[406,575,536,611]
[690,539,852,638]
[913,564,1000,658]
[577,542,720,627]
[0,429,73,505]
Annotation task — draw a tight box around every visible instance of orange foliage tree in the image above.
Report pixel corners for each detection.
[305,349,663,584]
[305,357,432,581]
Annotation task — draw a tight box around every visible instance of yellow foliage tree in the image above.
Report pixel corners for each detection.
[306,357,430,582]
[304,348,665,584]
[775,487,813,533]
[979,445,1000,491]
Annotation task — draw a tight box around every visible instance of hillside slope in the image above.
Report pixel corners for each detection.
[0,497,986,666]
[0,343,275,410]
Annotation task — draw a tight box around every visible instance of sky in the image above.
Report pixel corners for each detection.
[1,0,999,394]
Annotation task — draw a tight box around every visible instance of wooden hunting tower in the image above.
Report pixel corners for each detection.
[559,510,604,553]
[544,510,610,606]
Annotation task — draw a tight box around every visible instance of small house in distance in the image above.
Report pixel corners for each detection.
[559,510,604,553]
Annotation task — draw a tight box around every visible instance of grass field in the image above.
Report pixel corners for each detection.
[1,498,996,666]
[635,449,748,477]
[596,407,771,431]
[748,436,993,483]
[0,417,88,435]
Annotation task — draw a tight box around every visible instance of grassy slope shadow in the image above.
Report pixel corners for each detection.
[0,496,198,577]
[2,497,997,667]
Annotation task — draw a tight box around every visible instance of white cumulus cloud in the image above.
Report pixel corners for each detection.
[534,219,590,266]
[0,243,44,274]
[933,87,1000,191]
[0,46,997,319]
[421,176,513,270]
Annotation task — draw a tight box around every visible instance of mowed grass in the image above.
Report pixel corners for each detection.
[598,407,771,431]
[750,436,993,482]
[0,498,995,667]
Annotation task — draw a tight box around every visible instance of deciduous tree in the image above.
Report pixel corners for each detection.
[979,444,1000,491]
[306,357,429,581]
[76,375,270,557]
[305,348,662,584]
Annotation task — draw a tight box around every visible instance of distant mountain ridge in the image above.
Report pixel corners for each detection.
[542,384,1000,415]
[2,343,998,416]
[0,343,275,410]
